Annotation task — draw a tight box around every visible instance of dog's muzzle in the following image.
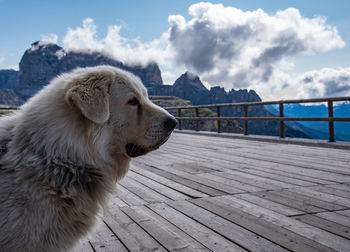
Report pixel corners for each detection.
[125,144,148,158]
[126,116,177,158]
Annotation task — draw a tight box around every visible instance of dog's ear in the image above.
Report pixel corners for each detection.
[66,71,114,124]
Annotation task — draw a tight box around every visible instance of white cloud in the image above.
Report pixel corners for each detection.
[8,64,19,70]
[57,4,349,100]
[41,33,58,44]
[62,18,172,67]
[295,67,350,98]
[0,57,4,64]
[167,2,346,99]
[63,18,103,52]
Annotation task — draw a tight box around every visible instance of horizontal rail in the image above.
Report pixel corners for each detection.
[0,106,17,110]
[165,96,350,110]
[175,117,350,122]
[167,96,350,142]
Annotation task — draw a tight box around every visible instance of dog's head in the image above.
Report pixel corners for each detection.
[65,66,176,160]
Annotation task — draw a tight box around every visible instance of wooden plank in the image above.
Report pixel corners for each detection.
[107,195,128,208]
[213,171,283,190]
[232,146,350,169]
[335,209,350,217]
[315,212,350,227]
[242,162,349,184]
[89,222,128,252]
[149,203,247,251]
[191,197,335,252]
[71,239,94,252]
[265,144,350,162]
[122,206,199,252]
[307,185,350,199]
[196,172,264,192]
[141,205,211,251]
[170,162,220,174]
[292,214,350,239]
[103,208,166,252]
[173,171,244,194]
[168,200,288,251]
[240,168,318,186]
[139,164,227,196]
[287,187,350,207]
[120,177,171,204]
[128,170,190,201]
[252,190,327,213]
[131,165,208,198]
[115,184,147,206]
[272,189,347,211]
[134,163,242,194]
[234,193,304,216]
[245,165,336,185]
[222,169,299,189]
[215,195,350,252]
[328,183,350,192]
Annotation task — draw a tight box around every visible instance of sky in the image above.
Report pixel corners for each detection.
[1,0,350,100]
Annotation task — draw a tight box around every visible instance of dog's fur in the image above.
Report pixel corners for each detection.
[0,66,176,251]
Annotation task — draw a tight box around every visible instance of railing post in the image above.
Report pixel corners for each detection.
[244,105,248,135]
[217,106,221,133]
[195,108,199,131]
[178,108,182,130]
[279,103,285,138]
[328,100,334,142]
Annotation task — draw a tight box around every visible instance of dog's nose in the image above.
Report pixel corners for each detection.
[163,117,177,131]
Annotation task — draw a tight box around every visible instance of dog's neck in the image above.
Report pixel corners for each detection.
[0,138,10,159]
[46,157,105,197]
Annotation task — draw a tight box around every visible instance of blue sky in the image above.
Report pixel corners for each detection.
[1,0,350,99]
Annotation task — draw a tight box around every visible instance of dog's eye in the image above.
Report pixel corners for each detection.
[127,98,139,106]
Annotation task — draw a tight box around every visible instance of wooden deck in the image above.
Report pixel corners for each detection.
[75,132,350,252]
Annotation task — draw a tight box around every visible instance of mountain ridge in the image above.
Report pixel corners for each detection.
[0,41,322,139]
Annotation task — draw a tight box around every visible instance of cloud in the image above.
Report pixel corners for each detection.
[57,3,349,99]
[0,57,4,64]
[41,33,58,44]
[296,67,350,98]
[168,2,346,98]
[62,18,171,66]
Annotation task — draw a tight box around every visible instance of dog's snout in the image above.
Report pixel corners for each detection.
[163,117,177,131]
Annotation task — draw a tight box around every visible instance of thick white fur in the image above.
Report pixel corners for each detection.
[0,66,174,251]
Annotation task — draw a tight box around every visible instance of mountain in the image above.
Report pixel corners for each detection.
[0,69,18,90]
[0,88,23,106]
[158,72,309,138]
[15,41,163,100]
[0,41,311,139]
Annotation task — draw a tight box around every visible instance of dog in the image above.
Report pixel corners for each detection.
[0,65,176,251]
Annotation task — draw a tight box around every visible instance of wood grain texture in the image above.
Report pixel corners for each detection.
[85,132,350,251]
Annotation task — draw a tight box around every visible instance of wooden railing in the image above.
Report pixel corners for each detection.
[0,105,17,115]
[165,96,350,142]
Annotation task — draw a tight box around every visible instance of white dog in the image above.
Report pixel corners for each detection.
[0,66,176,251]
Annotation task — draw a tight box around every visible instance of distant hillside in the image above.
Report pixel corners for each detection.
[150,96,243,133]
[0,69,18,89]
[0,88,23,106]
[267,103,350,141]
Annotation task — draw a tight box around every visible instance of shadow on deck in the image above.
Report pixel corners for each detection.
[75,132,350,252]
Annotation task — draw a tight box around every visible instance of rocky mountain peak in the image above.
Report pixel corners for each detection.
[28,41,64,55]
[14,42,163,100]
[174,72,207,92]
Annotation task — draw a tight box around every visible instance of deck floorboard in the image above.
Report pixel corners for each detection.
[77,132,350,251]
